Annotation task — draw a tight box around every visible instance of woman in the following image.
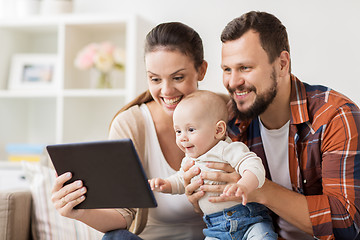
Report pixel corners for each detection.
[51,22,215,240]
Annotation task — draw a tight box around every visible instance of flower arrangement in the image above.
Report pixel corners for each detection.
[74,41,125,88]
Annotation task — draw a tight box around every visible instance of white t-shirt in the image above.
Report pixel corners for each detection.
[259,118,313,240]
[138,104,204,240]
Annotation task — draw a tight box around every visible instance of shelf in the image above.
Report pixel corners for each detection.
[0,89,58,98]
[0,161,23,168]
[63,89,127,97]
[0,14,133,27]
[0,14,150,160]
[0,89,127,98]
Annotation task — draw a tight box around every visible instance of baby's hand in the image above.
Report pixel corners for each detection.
[222,183,249,205]
[148,178,172,193]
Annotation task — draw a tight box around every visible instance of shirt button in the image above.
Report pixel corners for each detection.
[227,211,233,216]
[303,179,307,184]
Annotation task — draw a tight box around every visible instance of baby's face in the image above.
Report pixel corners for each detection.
[173,103,219,158]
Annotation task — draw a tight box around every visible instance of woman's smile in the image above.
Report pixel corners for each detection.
[162,96,182,106]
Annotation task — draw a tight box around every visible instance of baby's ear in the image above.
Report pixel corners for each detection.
[215,120,227,139]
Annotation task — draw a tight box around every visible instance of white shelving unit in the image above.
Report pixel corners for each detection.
[0,14,150,160]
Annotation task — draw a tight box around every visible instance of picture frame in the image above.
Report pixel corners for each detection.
[8,54,58,90]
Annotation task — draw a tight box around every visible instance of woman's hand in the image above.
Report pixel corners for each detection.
[51,172,87,220]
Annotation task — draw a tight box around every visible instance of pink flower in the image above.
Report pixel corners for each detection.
[74,43,99,70]
[74,42,125,73]
[99,41,115,55]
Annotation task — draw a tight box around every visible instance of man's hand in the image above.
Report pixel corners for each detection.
[182,161,242,213]
[182,160,204,214]
[199,162,241,195]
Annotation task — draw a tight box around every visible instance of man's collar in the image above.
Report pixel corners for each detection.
[289,74,309,124]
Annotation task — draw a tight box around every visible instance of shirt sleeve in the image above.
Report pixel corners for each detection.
[224,142,265,188]
[166,157,189,194]
[108,106,145,229]
[108,106,145,163]
[307,103,360,239]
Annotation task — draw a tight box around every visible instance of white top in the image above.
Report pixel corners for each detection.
[138,104,204,240]
[166,137,265,215]
[260,119,291,189]
[259,118,313,240]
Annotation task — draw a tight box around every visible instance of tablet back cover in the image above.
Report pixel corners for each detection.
[46,139,157,209]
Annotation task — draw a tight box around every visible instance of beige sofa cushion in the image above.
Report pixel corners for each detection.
[22,162,104,240]
[0,189,32,240]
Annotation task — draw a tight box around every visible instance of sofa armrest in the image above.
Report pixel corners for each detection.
[0,189,32,240]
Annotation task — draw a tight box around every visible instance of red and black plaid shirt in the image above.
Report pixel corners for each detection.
[228,75,360,239]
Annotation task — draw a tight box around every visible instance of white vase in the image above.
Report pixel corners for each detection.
[40,0,73,15]
[0,0,16,18]
[15,0,40,17]
[89,69,125,89]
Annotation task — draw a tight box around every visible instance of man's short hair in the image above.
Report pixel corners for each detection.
[221,11,291,71]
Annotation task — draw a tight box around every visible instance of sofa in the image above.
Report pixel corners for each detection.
[0,189,32,240]
[0,162,104,240]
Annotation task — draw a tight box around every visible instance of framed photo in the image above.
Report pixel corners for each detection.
[8,54,58,90]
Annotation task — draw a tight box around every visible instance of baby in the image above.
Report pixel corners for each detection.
[149,90,277,240]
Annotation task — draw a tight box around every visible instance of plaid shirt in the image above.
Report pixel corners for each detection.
[227,75,360,239]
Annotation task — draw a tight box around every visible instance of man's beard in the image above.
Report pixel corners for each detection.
[229,69,277,121]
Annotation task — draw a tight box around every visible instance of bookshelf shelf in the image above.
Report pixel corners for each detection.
[0,14,150,160]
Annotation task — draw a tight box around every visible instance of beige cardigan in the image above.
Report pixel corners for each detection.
[108,105,148,235]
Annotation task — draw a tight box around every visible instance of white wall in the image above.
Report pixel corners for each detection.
[74,0,360,104]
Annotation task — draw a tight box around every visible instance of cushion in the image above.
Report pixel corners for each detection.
[22,161,104,240]
[0,189,32,240]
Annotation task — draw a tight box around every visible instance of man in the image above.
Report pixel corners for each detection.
[184,11,360,240]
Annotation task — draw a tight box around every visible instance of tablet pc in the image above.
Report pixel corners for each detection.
[46,139,157,209]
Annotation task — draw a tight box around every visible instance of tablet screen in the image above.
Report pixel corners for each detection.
[46,139,157,209]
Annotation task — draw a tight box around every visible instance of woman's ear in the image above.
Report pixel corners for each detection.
[215,120,227,139]
[198,60,208,81]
